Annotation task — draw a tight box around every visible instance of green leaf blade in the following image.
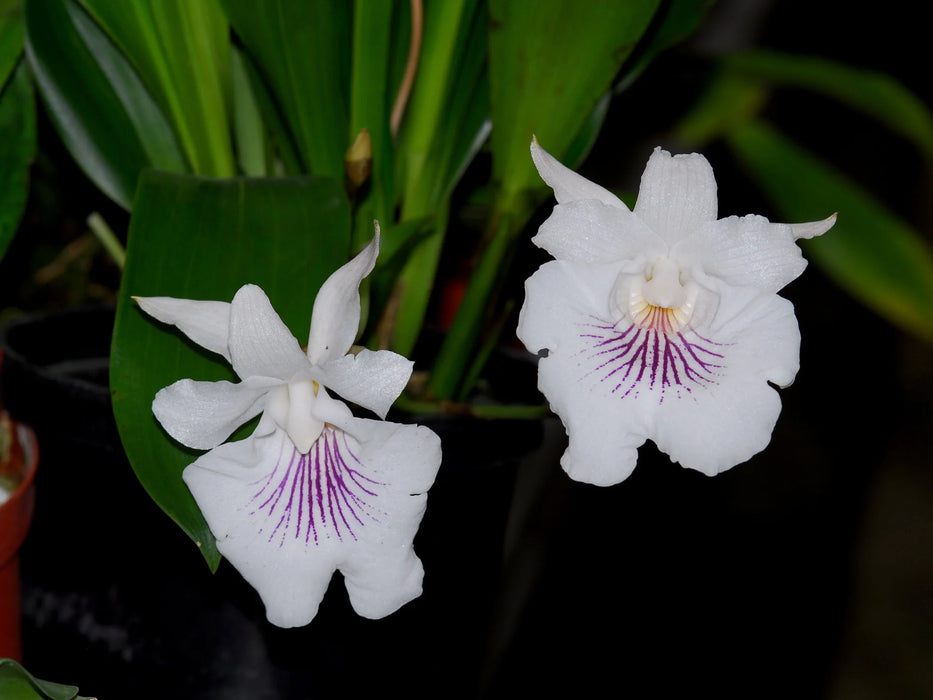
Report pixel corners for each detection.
[82,0,234,176]
[488,0,660,200]
[222,0,351,180]
[728,121,933,344]
[0,60,35,261]
[0,659,86,700]
[725,50,933,160]
[25,0,158,208]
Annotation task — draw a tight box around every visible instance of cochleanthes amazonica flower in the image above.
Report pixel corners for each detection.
[518,139,835,486]
[136,226,441,627]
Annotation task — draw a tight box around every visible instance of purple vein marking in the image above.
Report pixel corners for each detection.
[578,316,725,403]
[247,426,386,548]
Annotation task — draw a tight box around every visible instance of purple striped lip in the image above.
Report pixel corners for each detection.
[247,426,386,547]
[578,315,724,402]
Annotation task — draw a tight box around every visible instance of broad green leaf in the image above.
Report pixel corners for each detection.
[25,0,160,208]
[82,0,234,176]
[488,0,660,203]
[111,171,351,569]
[0,659,89,700]
[728,121,933,344]
[222,0,351,180]
[0,61,34,261]
[724,50,933,160]
[0,0,23,89]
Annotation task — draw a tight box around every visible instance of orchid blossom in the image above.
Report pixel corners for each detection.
[518,140,835,486]
[136,226,441,627]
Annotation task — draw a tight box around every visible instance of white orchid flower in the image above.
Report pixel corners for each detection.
[518,140,835,486]
[135,226,441,628]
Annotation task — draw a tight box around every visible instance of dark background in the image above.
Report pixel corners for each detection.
[2,1,931,698]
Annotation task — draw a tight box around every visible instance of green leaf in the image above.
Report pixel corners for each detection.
[0,659,89,700]
[230,46,267,176]
[111,171,351,569]
[349,0,395,226]
[231,43,302,177]
[673,68,766,147]
[222,0,351,179]
[25,0,165,208]
[724,50,933,160]
[0,60,35,261]
[66,0,186,173]
[0,0,23,89]
[488,0,660,203]
[81,0,234,176]
[728,120,933,344]
[389,0,489,356]
[615,0,712,91]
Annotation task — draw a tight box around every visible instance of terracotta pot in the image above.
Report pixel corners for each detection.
[0,409,39,662]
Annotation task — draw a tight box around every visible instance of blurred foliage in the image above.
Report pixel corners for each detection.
[675,50,933,344]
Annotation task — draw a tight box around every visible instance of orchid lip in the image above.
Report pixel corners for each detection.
[580,315,724,402]
[248,426,385,547]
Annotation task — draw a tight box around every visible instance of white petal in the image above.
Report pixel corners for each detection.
[675,214,813,294]
[183,429,333,627]
[183,416,441,626]
[530,137,626,207]
[153,375,278,450]
[517,259,620,356]
[533,199,664,265]
[134,296,231,362]
[650,287,801,475]
[313,348,412,419]
[335,417,441,618]
[790,213,837,240]
[634,147,718,245]
[228,285,309,381]
[306,227,380,366]
[518,259,649,485]
[517,257,803,482]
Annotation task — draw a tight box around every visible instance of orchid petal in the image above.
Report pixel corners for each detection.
[313,349,413,419]
[228,285,309,381]
[517,259,620,357]
[633,147,717,245]
[183,416,441,626]
[306,227,380,366]
[790,213,837,240]
[518,260,648,485]
[531,138,626,207]
[533,199,664,265]
[134,296,231,361]
[676,214,833,294]
[651,288,801,475]
[153,375,279,450]
[335,417,441,618]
